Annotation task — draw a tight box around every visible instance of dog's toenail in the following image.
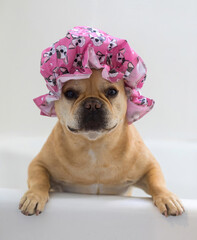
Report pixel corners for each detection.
[36,210,40,216]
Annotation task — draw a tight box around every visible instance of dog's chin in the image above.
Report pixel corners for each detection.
[80,131,106,140]
[67,124,117,141]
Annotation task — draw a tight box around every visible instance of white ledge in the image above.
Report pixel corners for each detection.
[0,188,197,240]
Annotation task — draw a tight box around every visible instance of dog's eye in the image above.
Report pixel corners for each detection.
[106,88,118,97]
[64,90,78,99]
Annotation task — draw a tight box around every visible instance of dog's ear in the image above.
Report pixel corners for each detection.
[69,43,75,49]
[100,36,106,42]
[46,75,53,82]
[60,67,69,74]
[119,48,125,54]
[66,33,71,39]
[64,55,68,64]
[106,53,113,66]
[43,52,48,57]
[56,50,61,59]
[96,51,103,56]
[89,34,94,39]
[71,34,77,39]
[53,67,59,72]
[44,57,50,63]
[49,75,54,80]
[127,62,134,71]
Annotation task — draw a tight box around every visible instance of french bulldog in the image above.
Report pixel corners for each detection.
[19,69,184,217]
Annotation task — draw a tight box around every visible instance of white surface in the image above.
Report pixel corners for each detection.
[0,136,197,239]
[0,0,197,141]
[0,189,197,240]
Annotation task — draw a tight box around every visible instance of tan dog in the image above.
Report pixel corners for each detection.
[19,69,184,216]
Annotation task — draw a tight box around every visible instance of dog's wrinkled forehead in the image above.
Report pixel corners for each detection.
[62,70,123,96]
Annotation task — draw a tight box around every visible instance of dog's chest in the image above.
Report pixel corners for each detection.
[50,181,133,196]
[88,149,97,163]
[68,148,130,182]
[50,148,135,195]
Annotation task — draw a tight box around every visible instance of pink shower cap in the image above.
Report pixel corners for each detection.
[34,26,154,124]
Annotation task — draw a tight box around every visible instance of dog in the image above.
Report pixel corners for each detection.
[90,34,106,47]
[56,45,68,64]
[108,39,117,51]
[69,35,86,49]
[19,69,184,217]
[43,44,56,63]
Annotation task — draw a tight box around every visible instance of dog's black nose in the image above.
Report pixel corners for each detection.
[84,98,102,111]
[80,97,106,131]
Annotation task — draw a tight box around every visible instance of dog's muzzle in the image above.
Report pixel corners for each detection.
[79,97,107,131]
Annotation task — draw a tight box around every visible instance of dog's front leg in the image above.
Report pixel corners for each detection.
[19,160,50,216]
[135,164,185,216]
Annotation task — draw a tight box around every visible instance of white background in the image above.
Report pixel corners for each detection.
[0,0,196,141]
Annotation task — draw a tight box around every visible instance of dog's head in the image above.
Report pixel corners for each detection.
[90,34,106,47]
[55,69,127,140]
[56,45,67,59]
[73,54,83,68]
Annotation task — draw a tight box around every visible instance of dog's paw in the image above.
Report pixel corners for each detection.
[19,190,49,216]
[153,192,185,217]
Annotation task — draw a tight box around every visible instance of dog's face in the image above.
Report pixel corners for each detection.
[55,69,127,140]
[56,45,67,59]
[90,35,106,47]
[73,54,83,67]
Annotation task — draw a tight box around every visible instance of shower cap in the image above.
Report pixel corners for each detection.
[34,26,154,124]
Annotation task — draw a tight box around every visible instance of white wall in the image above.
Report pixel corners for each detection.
[0,0,196,141]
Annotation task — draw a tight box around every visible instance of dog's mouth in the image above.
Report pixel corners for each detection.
[67,126,79,133]
[67,123,117,133]
[67,98,118,134]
